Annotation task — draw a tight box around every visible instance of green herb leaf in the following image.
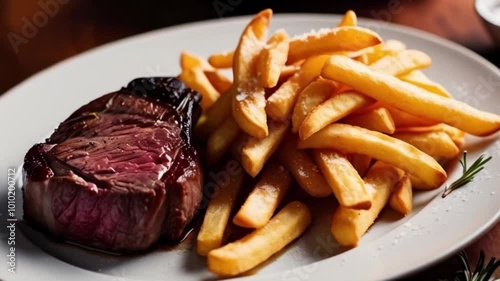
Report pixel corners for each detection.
[448,251,500,281]
[442,151,492,198]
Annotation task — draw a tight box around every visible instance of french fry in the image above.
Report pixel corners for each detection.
[386,105,438,128]
[331,162,403,246]
[194,88,234,140]
[409,174,434,190]
[389,174,413,215]
[231,10,272,138]
[278,133,331,197]
[355,54,369,64]
[204,70,233,94]
[313,150,372,209]
[440,124,466,148]
[348,39,407,64]
[279,65,299,82]
[338,10,357,27]
[369,49,432,76]
[257,29,289,88]
[180,51,213,70]
[350,100,383,116]
[298,123,447,188]
[363,39,406,64]
[392,131,460,159]
[350,154,372,177]
[206,117,241,165]
[179,68,220,109]
[287,26,382,64]
[197,169,245,256]
[179,52,221,109]
[342,107,395,134]
[399,70,452,98]
[233,163,292,228]
[208,201,311,276]
[241,120,289,177]
[291,78,336,132]
[321,55,500,136]
[299,91,374,139]
[208,51,234,68]
[396,123,465,149]
[229,134,248,163]
[266,55,331,121]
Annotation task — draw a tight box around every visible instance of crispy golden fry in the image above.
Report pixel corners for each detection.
[331,162,403,246]
[229,134,248,163]
[291,78,336,132]
[355,54,369,64]
[313,150,372,209]
[206,117,241,165]
[208,51,234,68]
[204,70,233,94]
[232,10,272,138]
[352,101,383,115]
[350,153,372,177]
[257,29,289,88]
[443,125,465,149]
[396,123,465,149]
[287,26,382,64]
[392,131,460,159]
[179,52,221,109]
[180,51,214,70]
[348,39,407,64]
[279,65,299,82]
[266,55,331,121]
[409,174,434,190]
[342,107,395,134]
[194,88,234,140]
[208,201,311,276]
[278,133,332,197]
[399,70,452,98]
[197,170,245,256]
[386,105,438,128]
[338,10,357,27]
[179,68,220,110]
[369,49,432,76]
[363,39,406,63]
[233,163,292,228]
[241,120,289,177]
[299,91,374,139]
[389,174,413,215]
[298,123,447,188]
[322,55,500,136]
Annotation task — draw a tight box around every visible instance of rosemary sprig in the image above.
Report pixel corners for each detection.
[442,151,492,198]
[444,251,500,281]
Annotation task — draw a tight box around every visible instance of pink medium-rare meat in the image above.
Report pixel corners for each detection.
[22,77,203,252]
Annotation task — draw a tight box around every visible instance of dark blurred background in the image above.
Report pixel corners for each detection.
[0,0,499,95]
[0,0,499,279]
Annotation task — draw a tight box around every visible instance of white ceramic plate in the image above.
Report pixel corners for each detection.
[0,14,499,281]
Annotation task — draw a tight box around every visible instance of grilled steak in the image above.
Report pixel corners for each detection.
[22,77,203,252]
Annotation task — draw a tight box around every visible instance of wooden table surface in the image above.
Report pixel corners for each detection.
[1,0,498,279]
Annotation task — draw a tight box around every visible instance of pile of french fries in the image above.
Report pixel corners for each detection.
[178,9,500,277]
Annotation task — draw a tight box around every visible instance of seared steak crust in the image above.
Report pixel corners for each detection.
[23,77,203,252]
